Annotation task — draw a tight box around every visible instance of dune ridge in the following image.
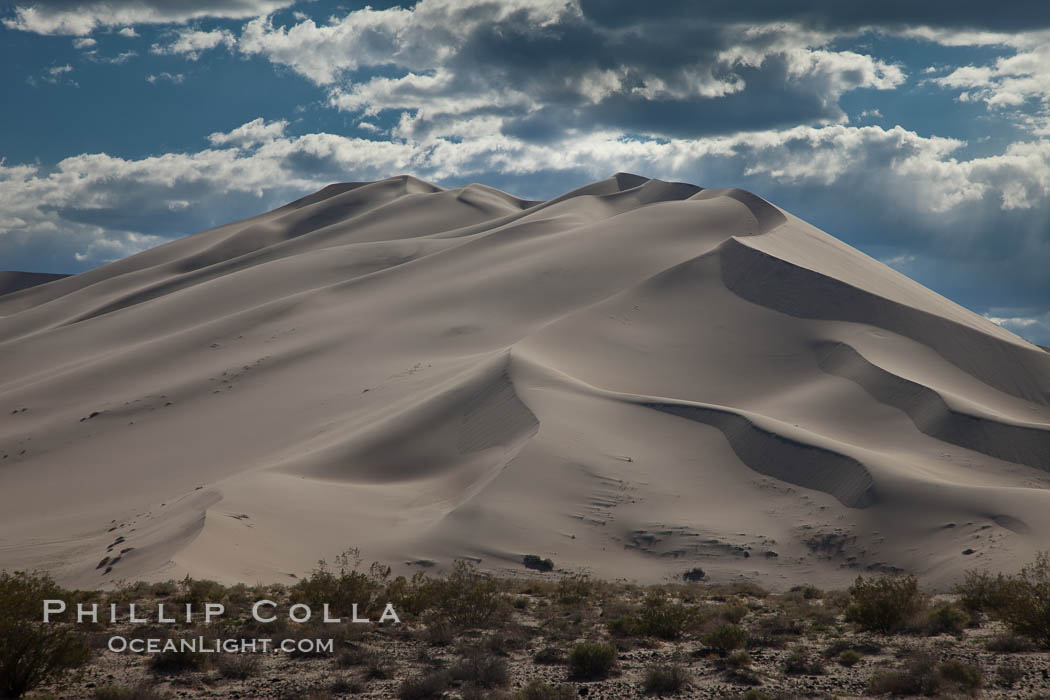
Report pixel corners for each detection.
[2,173,1049,590]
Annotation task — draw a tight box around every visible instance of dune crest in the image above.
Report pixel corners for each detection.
[2,174,1049,590]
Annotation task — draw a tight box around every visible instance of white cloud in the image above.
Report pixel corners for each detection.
[152,28,235,59]
[95,50,137,65]
[207,117,289,148]
[146,72,184,84]
[72,37,96,49]
[3,116,1049,274]
[117,26,138,37]
[3,0,293,35]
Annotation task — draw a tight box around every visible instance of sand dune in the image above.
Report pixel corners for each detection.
[2,174,1049,590]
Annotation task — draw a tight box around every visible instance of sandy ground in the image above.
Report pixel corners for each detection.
[1,174,1049,590]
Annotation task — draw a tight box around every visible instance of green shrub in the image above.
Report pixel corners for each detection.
[682,568,705,582]
[149,643,207,674]
[782,646,825,675]
[845,575,924,633]
[216,653,260,679]
[866,652,940,696]
[533,646,564,665]
[397,670,451,700]
[568,641,618,680]
[937,659,983,692]
[554,575,593,605]
[985,632,1035,652]
[385,571,436,619]
[642,663,690,695]
[431,560,503,628]
[517,679,576,700]
[523,555,554,572]
[925,602,969,636]
[636,593,702,640]
[93,683,170,700]
[291,548,385,619]
[703,624,747,655]
[866,653,982,696]
[726,650,751,668]
[997,659,1025,688]
[998,552,1050,647]
[838,649,862,667]
[0,570,90,698]
[174,576,228,608]
[954,568,1017,615]
[450,646,509,688]
[607,615,638,637]
[788,584,823,600]
[719,603,748,624]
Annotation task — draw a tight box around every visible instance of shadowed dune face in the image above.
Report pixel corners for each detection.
[2,173,1049,590]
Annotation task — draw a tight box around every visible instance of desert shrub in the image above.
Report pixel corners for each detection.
[845,575,924,633]
[998,552,1050,647]
[737,692,772,700]
[719,603,749,624]
[822,638,882,658]
[703,624,747,655]
[554,575,593,605]
[523,555,554,572]
[642,663,690,695]
[867,653,982,696]
[174,576,228,608]
[607,615,638,637]
[422,617,455,646]
[682,568,705,582]
[0,570,90,699]
[838,649,862,667]
[866,652,940,696]
[782,646,825,675]
[451,646,510,688]
[291,548,386,619]
[954,568,1017,615]
[362,650,394,679]
[150,643,208,674]
[996,659,1025,688]
[937,659,983,692]
[93,683,170,700]
[517,679,576,700]
[568,641,618,680]
[431,560,503,628]
[328,676,362,695]
[788,584,823,600]
[397,669,451,700]
[925,602,969,636]
[636,593,702,640]
[533,646,564,664]
[216,653,260,679]
[985,632,1035,652]
[726,650,751,668]
[385,571,436,618]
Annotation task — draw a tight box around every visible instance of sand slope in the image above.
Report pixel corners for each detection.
[2,174,1049,590]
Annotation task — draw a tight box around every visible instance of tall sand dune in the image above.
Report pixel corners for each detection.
[2,174,1049,590]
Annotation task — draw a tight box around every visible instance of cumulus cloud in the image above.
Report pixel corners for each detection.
[207,117,289,147]
[2,116,1048,298]
[237,0,904,141]
[146,72,184,84]
[152,28,236,59]
[3,0,293,35]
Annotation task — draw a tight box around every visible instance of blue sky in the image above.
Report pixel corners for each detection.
[2,0,1050,344]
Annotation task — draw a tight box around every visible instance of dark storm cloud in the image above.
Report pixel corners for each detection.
[579,0,1050,32]
[376,7,899,142]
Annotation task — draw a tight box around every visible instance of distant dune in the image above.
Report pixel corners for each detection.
[2,174,1048,591]
[0,271,70,297]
